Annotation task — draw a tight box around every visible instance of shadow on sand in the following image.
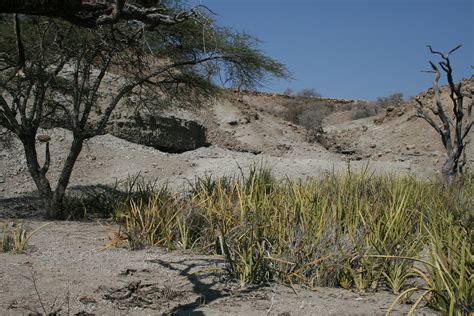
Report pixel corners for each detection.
[147,257,267,315]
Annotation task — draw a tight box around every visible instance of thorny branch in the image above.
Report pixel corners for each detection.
[0,0,212,29]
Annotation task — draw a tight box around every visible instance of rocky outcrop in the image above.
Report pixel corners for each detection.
[109,114,208,153]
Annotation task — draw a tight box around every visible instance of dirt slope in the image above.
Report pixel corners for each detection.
[322,77,474,171]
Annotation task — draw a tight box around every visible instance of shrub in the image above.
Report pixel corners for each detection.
[375,92,404,109]
[1,222,49,253]
[282,101,334,141]
[296,88,322,98]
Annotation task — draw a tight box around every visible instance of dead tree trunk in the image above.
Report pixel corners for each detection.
[415,45,473,183]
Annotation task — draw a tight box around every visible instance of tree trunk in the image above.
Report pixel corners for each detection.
[47,136,84,219]
[43,194,64,219]
[441,155,457,185]
[21,134,55,211]
[21,133,84,219]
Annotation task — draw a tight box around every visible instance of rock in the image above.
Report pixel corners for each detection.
[386,106,394,112]
[374,118,384,125]
[37,134,51,142]
[276,144,292,151]
[369,144,377,149]
[110,115,208,153]
[228,120,239,126]
[341,149,356,155]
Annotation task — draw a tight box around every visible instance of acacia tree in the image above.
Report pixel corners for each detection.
[0,5,287,218]
[415,45,473,182]
[0,0,200,28]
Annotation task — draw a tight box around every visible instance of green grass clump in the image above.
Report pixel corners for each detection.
[109,167,473,315]
[1,222,49,253]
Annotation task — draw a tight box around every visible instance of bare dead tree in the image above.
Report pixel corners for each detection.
[415,45,473,183]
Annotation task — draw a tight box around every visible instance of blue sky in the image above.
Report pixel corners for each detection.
[189,0,473,100]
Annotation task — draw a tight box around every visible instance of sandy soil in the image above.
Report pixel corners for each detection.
[0,221,436,315]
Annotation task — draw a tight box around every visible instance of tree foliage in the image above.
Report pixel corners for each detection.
[0,3,288,218]
[375,92,404,108]
[297,88,322,99]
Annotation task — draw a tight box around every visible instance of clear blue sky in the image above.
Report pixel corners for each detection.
[189,0,473,100]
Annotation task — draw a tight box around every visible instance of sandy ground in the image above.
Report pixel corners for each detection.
[0,221,436,315]
[1,82,471,314]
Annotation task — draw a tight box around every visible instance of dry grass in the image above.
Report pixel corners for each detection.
[107,166,473,315]
[1,221,49,253]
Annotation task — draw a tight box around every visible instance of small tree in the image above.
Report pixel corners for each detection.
[283,88,293,96]
[415,45,473,182]
[376,92,404,109]
[0,7,287,218]
[297,88,322,99]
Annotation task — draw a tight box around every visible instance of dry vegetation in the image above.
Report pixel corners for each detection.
[32,165,467,315]
[0,3,472,315]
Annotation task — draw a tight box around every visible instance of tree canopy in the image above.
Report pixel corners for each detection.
[0,0,204,28]
[0,1,288,218]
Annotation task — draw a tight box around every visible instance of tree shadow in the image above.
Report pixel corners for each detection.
[0,183,130,220]
[146,257,266,315]
[0,192,43,219]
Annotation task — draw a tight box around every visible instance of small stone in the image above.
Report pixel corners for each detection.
[37,134,51,143]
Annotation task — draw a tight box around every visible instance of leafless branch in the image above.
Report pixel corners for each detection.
[13,14,25,71]
[418,44,471,181]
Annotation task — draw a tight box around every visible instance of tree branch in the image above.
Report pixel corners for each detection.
[13,14,26,71]
[40,142,50,175]
[0,0,205,28]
